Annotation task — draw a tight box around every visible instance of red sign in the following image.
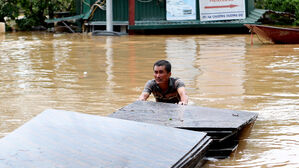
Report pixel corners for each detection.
[204,4,238,9]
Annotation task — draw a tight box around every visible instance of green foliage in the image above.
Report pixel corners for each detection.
[0,0,74,30]
[0,0,19,22]
[16,0,74,30]
[255,0,299,25]
[15,17,36,31]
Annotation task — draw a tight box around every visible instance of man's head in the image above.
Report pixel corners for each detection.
[153,60,171,73]
[153,60,172,85]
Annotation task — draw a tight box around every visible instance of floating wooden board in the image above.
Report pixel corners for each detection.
[109,101,258,159]
[110,101,258,130]
[0,109,211,168]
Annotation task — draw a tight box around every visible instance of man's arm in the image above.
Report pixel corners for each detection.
[177,87,188,105]
[139,80,152,101]
[138,92,150,101]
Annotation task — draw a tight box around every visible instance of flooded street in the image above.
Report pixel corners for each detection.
[0,32,298,167]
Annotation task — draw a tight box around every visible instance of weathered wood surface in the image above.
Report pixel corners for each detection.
[110,101,258,130]
[110,101,258,159]
[0,109,211,168]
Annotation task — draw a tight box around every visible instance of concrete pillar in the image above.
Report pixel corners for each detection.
[106,0,113,32]
[120,26,127,33]
[0,22,5,33]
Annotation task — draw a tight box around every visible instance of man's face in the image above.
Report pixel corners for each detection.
[153,65,171,84]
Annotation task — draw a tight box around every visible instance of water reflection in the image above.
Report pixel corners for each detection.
[209,42,299,168]
[192,36,246,109]
[53,37,72,71]
[243,44,299,115]
[0,33,298,167]
[0,34,4,41]
[166,37,200,87]
[105,37,115,88]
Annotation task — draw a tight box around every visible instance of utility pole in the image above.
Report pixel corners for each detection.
[106,0,113,32]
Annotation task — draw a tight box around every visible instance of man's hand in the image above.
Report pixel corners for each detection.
[177,87,188,105]
[138,92,150,101]
[178,101,188,105]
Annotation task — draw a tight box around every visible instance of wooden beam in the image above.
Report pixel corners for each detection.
[129,0,135,26]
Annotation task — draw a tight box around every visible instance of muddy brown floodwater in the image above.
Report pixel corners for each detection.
[0,32,298,167]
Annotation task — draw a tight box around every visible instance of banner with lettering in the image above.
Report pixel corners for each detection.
[166,0,196,20]
[199,0,246,21]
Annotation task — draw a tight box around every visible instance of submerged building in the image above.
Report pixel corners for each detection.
[47,0,265,33]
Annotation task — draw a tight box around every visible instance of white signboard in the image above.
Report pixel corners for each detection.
[167,0,196,20]
[199,0,246,21]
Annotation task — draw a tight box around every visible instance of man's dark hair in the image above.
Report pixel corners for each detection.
[153,60,171,73]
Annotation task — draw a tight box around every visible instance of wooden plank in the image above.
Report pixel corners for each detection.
[110,101,258,130]
[86,21,129,26]
[110,101,257,159]
[45,14,84,23]
[0,109,211,168]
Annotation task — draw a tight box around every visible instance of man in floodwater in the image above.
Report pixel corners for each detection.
[139,60,188,105]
